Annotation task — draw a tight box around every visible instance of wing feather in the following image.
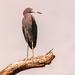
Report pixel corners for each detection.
[28,15,37,49]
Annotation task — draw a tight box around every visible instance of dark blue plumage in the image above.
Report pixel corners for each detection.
[22,15,37,49]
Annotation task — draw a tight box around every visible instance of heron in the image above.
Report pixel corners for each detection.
[22,8,42,58]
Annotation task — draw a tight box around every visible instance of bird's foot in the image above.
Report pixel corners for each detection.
[25,57,29,60]
[31,55,34,58]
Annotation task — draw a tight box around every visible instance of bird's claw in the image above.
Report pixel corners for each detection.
[25,57,29,60]
[31,56,34,58]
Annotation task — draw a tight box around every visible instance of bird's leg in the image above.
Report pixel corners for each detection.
[32,42,34,57]
[27,41,29,58]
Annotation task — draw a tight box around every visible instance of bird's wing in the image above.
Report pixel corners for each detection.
[31,15,37,47]
[32,17,37,40]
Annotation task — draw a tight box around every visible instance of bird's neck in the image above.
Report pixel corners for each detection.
[24,13,32,21]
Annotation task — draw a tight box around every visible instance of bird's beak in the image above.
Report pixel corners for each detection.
[31,10,42,14]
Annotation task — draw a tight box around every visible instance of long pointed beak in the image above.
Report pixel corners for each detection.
[31,10,42,14]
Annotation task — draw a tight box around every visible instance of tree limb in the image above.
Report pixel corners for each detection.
[0,49,55,75]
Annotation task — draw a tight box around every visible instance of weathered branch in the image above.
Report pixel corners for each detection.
[0,49,55,75]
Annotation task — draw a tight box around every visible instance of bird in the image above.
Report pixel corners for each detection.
[22,8,42,58]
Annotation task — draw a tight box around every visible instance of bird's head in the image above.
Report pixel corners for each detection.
[23,7,42,15]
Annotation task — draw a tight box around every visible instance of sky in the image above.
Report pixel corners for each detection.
[0,0,75,75]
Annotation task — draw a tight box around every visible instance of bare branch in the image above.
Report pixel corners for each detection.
[0,49,55,75]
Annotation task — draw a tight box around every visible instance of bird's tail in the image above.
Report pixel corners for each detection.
[28,40,36,49]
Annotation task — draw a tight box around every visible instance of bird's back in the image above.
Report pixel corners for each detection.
[22,16,37,49]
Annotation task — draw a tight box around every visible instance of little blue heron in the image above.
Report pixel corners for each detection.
[22,8,42,58]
